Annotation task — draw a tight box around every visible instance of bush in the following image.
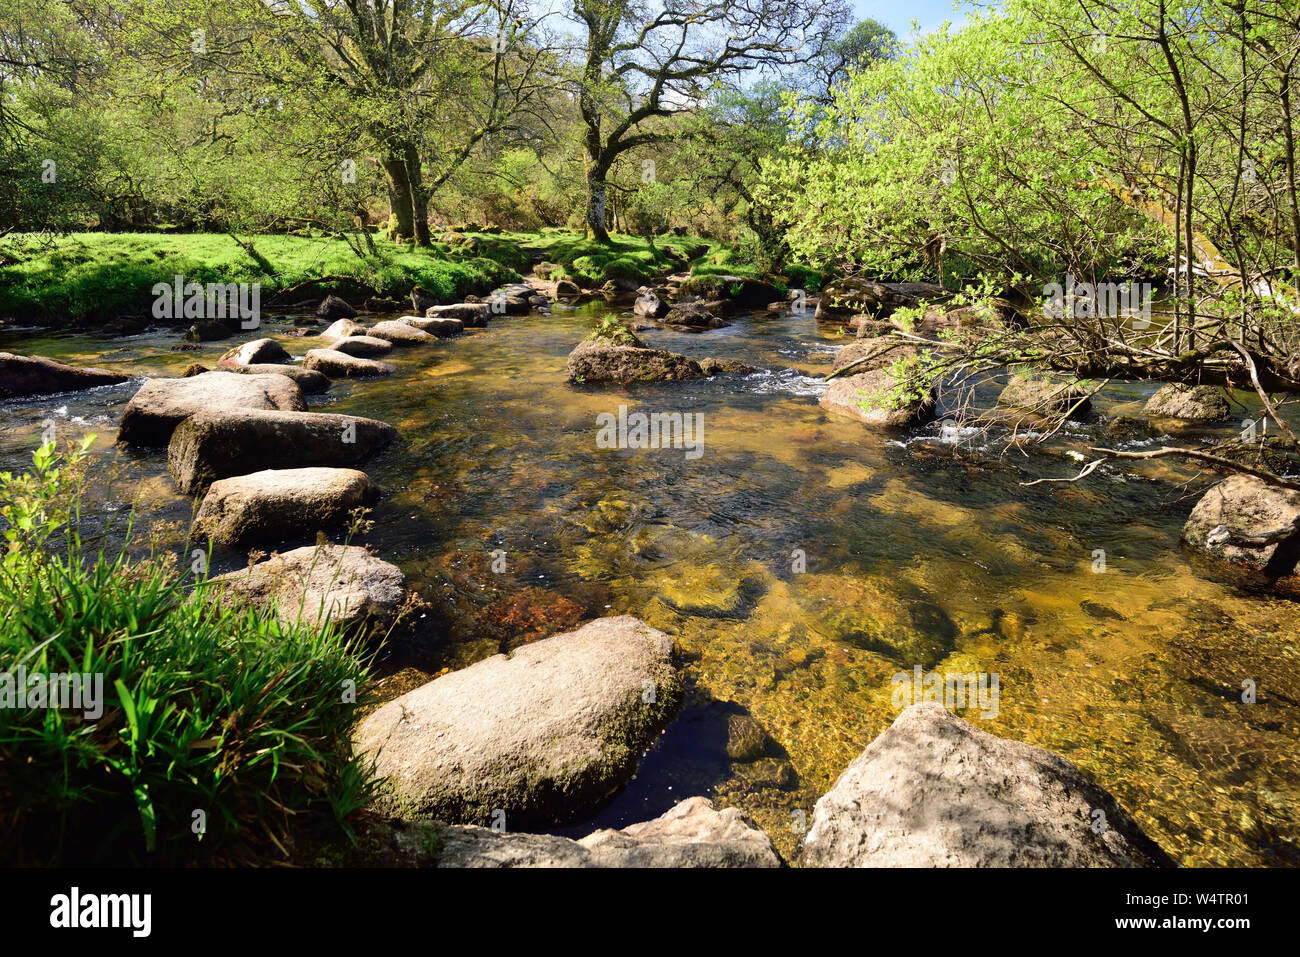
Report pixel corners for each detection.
[0,440,375,865]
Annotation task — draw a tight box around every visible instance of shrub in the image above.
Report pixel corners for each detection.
[0,440,375,865]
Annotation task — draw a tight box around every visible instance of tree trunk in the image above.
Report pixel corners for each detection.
[586,170,610,243]
[581,85,612,243]
[382,152,415,242]
[403,141,432,246]
[1280,68,1300,277]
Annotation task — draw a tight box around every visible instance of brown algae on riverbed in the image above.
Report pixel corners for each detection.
[2,306,1298,867]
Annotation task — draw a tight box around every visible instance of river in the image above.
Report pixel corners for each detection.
[2,300,1297,866]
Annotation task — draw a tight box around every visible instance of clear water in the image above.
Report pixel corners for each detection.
[3,303,1298,866]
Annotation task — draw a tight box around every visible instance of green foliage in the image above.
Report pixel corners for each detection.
[586,316,642,346]
[524,231,714,285]
[758,6,1168,285]
[0,442,374,865]
[0,232,518,323]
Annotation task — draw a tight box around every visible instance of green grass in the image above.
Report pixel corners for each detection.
[489,229,728,286]
[0,232,522,325]
[0,440,376,865]
[0,228,813,326]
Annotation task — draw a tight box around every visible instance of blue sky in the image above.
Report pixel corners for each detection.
[852,0,976,36]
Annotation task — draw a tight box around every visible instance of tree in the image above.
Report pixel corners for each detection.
[169,0,557,244]
[764,0,1300,485]
[566,0,850,243]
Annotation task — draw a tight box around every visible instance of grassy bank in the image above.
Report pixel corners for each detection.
[0,229,817,327]
[511,228,822,291]
[0,232,525,326]
[0,442,375,865]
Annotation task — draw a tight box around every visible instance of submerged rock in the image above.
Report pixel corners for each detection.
[1144,383,1229,422]
[998,377,1092,419]
[0,352,128,398]
[1183,473,1300,574]
[216,337,292,368]
[190,466,380,547]
[207,543,405,639]
[794,573,956,668]
[303,348,395,378]
[433,797,780,868]
[118,371,305,447]
[803,704,1173,867]
[167,408,398,493]
[354,615,681,827]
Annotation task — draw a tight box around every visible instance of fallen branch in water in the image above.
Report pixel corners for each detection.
[1020,445,1300,492]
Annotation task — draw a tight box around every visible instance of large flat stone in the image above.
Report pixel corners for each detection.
[191,467,381,547]
[207,543,405,639]
[433,797,780,867]
[802,704,1172,867]
[167,408,398,493]
[400,315,463,337]
[355,615,681,827]
[303,348,395,378]
[118,371,305,447]
[0,352,128,398]
[368,321,436,346]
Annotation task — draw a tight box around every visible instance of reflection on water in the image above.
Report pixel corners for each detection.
[3,304,1298,867]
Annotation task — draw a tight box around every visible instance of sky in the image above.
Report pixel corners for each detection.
[852,0,977,37]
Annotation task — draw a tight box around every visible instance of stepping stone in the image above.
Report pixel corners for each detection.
[354,616,681,827]
[167,407,398,493]
[207,543,405,639]
[367,321,436,346]
[303,348,395,378]
[399,315,463,338]
[118,371,305,447]
[216,337,291,368]
[332,335,394,358]
[191,466,381,547]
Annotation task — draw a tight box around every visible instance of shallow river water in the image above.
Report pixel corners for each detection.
[3,301,1298,866]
